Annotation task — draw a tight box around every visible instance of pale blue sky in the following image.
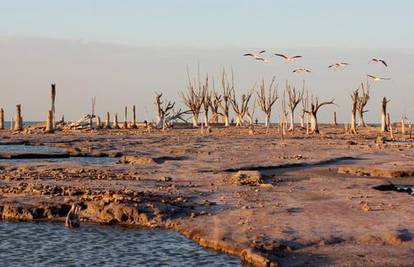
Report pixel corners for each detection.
[1,0,413,49]
[0,1,413,122]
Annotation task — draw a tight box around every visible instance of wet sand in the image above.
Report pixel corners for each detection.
[1,125,414,266]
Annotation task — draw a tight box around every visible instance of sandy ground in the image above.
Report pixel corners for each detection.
[1,125,414,266]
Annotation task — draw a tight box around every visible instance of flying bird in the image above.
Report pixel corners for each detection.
[370,58,388,67]
[328,62,351,70]
[293,68,311,73]
[243,50,267,59]
[255,57,272,64]
[274,53,302,62]
[367,74,391,81]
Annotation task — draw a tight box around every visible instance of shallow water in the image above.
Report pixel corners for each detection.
[0,221,242,267]
[0,144,64,154]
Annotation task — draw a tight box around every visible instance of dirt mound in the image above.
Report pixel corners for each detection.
[117,155,156,165]
[225,171,264,186]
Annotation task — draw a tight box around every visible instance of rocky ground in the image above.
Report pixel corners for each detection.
[1,125,414,266]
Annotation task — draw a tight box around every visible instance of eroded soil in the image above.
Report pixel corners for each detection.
[1,125,414,267]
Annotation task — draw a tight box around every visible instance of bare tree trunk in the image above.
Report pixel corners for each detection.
[10,117,14,130]
[224,114,230,127]
[113,113,120,129]
[358,112,365,127]
[289,112,295,131]
[50,83,56,128]
[388,114,394,140]
[46,110,54,133]
[305,113,309,135]
[203,111,209,127]
[96,116,102,129]
[401,118,406,135]
[0,108,4,130]
[14,104,23,131]
[310,112,318,134]
[264,114,271,128]
[300,114,305,128]
[105,112,111,129]
[123,106,128,129]
[192,114,199,127]
[381,97,389,132]
[332,112,337,126]
[132,105,137,128]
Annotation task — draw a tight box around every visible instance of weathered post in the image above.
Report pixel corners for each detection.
[50,83,56,127]
[381,97,389,132]
[123,106,128,129]
[96,116,102,129]
[105,112,111,129]
[332,112,337,126]
[401,117,406,135]
[46,110,54,133]
[113,113,120,129]
[131,105,137,128]
[14,104,23,131]
[0,108,4,130]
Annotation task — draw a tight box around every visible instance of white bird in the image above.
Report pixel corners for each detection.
[274,53,302,62]
[370,58,388,67]
[293,68,311,73]
[243,50,267,59]
[328,62,350,70]
[367,74,391,81]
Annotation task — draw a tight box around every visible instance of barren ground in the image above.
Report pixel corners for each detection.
[1,125,414,266]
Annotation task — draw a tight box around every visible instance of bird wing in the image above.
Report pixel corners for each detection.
[380,60,388,67]
[255,57,265,61]
[328,64,335,68]
[291,55,302,59]
[306,69,311,72]
[274,54,288,59]
[380,77,391,80]
[259,50,266,54]
[243,53,255,57]
[341,62,350,65]
[367,75,376,79]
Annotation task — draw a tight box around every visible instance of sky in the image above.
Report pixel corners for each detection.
[0,0,413,122]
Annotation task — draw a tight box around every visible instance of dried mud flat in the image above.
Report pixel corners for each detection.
[1,125,414,267]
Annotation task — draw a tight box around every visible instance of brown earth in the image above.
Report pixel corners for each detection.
[1,124,414,266]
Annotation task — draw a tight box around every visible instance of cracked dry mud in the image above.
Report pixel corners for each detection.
[1,125,414,267]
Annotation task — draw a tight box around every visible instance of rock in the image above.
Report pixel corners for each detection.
[227,171,264,186]
[163,176,173,182]
[117,155,156,165]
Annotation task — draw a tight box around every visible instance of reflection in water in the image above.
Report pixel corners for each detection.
[0,221,242,267]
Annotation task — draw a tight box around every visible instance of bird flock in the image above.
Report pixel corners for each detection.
[243,50,391,81]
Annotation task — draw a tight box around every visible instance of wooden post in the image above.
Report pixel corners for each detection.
[123,106,128,129]
[381,98,389,132]
[14,104,23,131]
[105,112,111,129]
[131,105,137,128]
[0,108,4,130]
[113,113,120,129]
[46,110,54,133]
[10,117,14,130]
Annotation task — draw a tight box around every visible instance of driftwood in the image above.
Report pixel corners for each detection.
[65,114,95,130]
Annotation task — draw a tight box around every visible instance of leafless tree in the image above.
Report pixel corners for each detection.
[286,82,304,131]
[231,86,254,127]
[350,89,358,134]
[256,76,278,128]
[201,83,212,127]
[181,68,204,127]
[305,97,335,134]
[300,88,309,129]
[209,90,222,124]
[356,81,370,127]
[381,97,390,132]
[156,93,190,130]
[218,69,234,127]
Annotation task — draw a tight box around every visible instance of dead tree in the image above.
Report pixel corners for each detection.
[256,77,278,128]
[356,81,370,127]
[201,82,212,127]
[0,108,4,130]
[123,106,128,129]
[96,116,102,129]
[155,93,190,130]
[181,73,204,127]
[231,88,253,127]
[350,89,358,134]
[286,82,304,131]
[89,97,96,128]
[14,104,23,131]
[300,89,309,128]
[209,89,222,124]
[381,97,390,132]
[280,90,288,134]
[218,69,233,127]
[113,113,120,129]
[131,105,137,128]
[50,83,56,127]
[105,112,111,129]
[332,112,337,126]
[305,97,335,134]
[45,110,54,133]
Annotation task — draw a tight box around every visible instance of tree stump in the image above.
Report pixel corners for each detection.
[14,104,23,131]
[0,108,4,130]
[45,110,54,133]
[113,113,120,129]
[105,112,111,129]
